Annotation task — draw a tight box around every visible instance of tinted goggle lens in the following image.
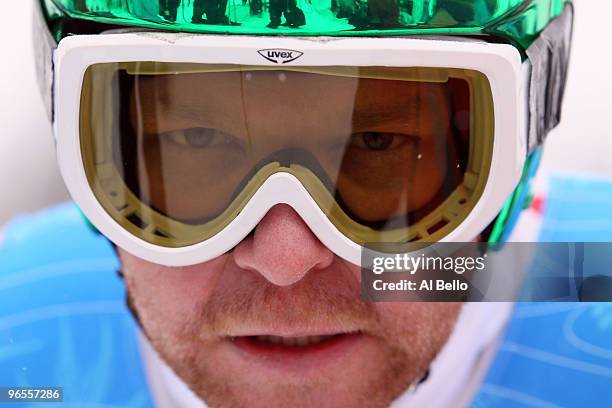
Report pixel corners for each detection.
[80,63,493,247]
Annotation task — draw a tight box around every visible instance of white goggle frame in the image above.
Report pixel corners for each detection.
[54,33,528,266]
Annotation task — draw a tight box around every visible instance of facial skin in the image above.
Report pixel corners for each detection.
[120,210,461,408]
[119,69,464,407]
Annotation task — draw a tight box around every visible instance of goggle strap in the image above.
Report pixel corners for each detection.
[524,4,573,152]
[488,146,542,245]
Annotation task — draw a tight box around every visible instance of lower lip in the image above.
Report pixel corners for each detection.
[227,333,364,373]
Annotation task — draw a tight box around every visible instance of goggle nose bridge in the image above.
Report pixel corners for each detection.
[230,146,338,200]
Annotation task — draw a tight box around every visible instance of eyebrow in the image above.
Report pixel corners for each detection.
[137,101,421,137]
[137,98,241,132]
[351,102,418,130]
[134,74,422,132]
[351,82,421,129]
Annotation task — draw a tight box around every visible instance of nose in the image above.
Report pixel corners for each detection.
[232,204,335,286]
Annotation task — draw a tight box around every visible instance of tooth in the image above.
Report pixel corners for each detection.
[252,334,339,346]
[309,336,321,345]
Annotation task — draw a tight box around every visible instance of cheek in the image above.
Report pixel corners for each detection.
[346,264,461,349]
[119,250,227,332]
[373,303,462,350]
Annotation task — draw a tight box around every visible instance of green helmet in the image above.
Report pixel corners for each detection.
[40,0,566,50]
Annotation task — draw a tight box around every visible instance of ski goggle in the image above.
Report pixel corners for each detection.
[54,34,527,266]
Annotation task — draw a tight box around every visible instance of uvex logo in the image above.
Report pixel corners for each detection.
[257,49,303,64]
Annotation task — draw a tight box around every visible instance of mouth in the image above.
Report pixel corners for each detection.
[226,332,365,372]
[237,333,350,348]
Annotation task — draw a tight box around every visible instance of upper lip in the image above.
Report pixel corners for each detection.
[224,328,362,338]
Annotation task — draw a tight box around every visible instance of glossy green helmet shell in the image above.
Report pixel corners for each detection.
[41,0,568,51]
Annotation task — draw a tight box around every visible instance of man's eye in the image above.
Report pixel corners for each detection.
[350,132,413,151]
[162,127,236,148]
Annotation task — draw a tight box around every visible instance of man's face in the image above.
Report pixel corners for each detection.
[119,69,463,408]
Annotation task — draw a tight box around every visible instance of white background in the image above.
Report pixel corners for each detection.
[0,0,610,224]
